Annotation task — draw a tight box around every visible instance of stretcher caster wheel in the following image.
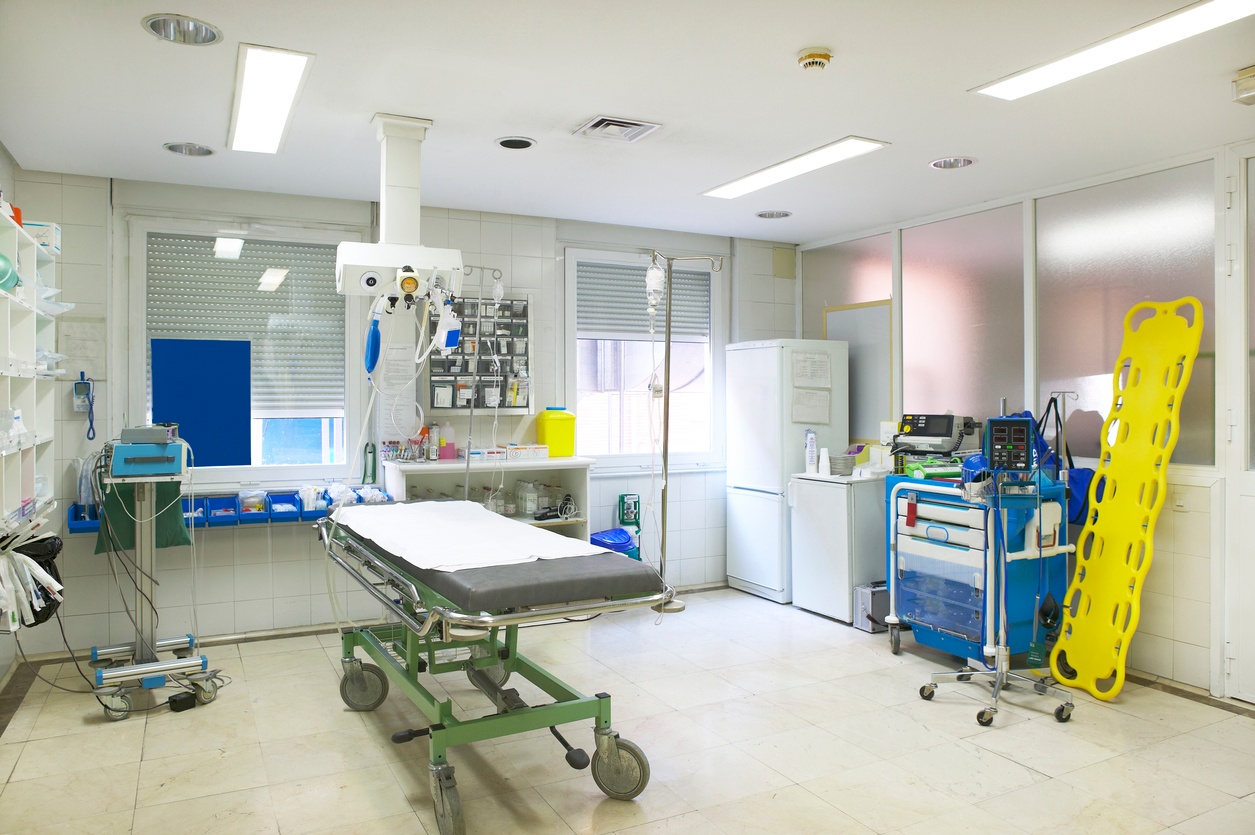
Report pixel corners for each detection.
[976,709,995,727]
[592,737,650,801]
[194,678,218,705]
[103,693,132,721]
[889,626,901,655]
[919,684,936,700]
[1054,704,1073,723]
[429,764,464,835]
[957,667,973,683]
[340,662,388,711]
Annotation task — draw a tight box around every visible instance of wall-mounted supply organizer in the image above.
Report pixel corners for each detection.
[426,296,532,415]
[0,213,62,534]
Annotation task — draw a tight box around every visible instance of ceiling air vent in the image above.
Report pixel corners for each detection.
[574,116,661,143]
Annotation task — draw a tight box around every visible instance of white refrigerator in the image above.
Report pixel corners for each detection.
[789,474,886,622]
[725,339,849,602]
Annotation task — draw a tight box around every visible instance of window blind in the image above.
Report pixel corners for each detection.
[576,261,710,339]
[146,233,344,413]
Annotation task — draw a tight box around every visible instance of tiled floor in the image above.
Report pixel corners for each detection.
[2,587,1254,834]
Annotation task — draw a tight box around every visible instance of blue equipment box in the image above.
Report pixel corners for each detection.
[110,441,186,478]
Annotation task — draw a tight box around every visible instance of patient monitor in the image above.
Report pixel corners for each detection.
[893,413,981,456]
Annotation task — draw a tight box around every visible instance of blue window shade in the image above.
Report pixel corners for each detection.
[151,338,251,467]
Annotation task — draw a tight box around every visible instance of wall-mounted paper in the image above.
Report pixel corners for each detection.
[792,388,831,424]
[793,351,832,389]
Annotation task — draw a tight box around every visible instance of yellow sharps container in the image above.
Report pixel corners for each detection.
[536,407,575,457]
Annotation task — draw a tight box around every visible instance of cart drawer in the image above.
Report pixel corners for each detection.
[896,496,986,530]
[899,585,983,642]
[896,518,987,550]
[897,535,984,570]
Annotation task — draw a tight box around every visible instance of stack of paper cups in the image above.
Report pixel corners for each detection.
[819,448,831,476]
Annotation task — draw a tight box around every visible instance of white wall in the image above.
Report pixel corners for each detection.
[3,176,796,664]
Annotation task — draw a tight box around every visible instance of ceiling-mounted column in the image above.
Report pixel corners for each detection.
[372,113,432,246]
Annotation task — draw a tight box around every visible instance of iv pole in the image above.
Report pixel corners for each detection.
[650,250,723,613]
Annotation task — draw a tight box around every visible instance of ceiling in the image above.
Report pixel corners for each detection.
[2,1,1254,246]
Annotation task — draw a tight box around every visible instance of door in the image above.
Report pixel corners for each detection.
[791,478,853,621]
[727,486,789,602]
[726,343,783,492]
[1227,140,1255,703]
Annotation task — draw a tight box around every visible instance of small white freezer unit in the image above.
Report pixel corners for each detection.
[789,474,886,622]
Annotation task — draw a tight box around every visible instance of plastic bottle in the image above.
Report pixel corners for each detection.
[427,424,440,461]
[804,429,818,474]
[523,482,538,515]
[442,421,456,458]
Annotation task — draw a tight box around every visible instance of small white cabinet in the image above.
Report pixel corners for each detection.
[789,474,885,622]
[382,456,594,540]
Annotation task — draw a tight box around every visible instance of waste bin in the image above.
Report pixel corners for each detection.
[590,527,640,561]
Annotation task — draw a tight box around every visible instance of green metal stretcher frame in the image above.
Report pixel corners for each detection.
[318,519,672,835]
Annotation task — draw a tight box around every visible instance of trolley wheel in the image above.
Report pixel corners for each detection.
[1054,704,1074,723]
[957,667,973,683]
[591,738,650,801]
[919,684,936,701]
[465,645,510,689]
[339,663,389,711]
[194,678,218,705]
[103,693,132,721]
[976,709,995,727]
[430,767,465,835]
[889,626,901,655]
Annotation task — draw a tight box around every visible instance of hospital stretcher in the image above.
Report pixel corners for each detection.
[317,502,673,835]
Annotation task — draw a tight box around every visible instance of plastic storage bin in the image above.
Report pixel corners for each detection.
[182,497,208,529]
[300,494,329,522]
[67,503,101,533]
[238,491,269,524]
[536,407,575,457]
[590,527,640,561]
[268,492,300,522]
[206,496,239,527]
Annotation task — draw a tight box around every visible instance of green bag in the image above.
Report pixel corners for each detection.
[94,482,192,554]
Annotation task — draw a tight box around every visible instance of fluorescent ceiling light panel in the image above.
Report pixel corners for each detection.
[214,237,244,259]
[976,0,1255,100]
[258,268,289,291]
[228,44,313,153]
[704,136,887,199]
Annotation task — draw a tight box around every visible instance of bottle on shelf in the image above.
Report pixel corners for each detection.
[427,424,440,461]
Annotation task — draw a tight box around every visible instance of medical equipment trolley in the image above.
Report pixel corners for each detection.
[884,472,1075,725]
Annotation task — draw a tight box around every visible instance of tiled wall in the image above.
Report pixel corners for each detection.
[732,238,797,343]
[1127,478,1218,689]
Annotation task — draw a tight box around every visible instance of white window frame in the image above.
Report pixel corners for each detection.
[125,215,369,490]
[564,247,726,472]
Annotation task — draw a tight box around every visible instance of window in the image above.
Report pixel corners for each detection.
[568,250,724,466]
[129,217,364,486]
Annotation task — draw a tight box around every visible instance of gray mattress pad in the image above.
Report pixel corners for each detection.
[343,526,666,612]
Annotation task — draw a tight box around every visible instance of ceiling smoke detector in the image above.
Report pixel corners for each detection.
[797,47,832,70]
[574,116,662,143]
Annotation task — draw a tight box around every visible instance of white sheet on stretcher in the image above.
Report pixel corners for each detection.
[331,500,607,571]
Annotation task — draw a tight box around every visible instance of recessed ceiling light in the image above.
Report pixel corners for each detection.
[258,268,289,291]
[228,44,314,154]
[976,0,1255,100]
[704,136,888,199]
[214,237,244,259]
[756,210,793,219]
[164,142,213,157]
[142,14,222,46]
[497,136,535,149]
[930,157,975,170]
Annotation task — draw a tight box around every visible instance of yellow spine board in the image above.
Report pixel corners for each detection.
[1049,297,1203,700]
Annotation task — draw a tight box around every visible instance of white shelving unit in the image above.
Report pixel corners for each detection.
[382,456,594,540]
[0,214,60,527]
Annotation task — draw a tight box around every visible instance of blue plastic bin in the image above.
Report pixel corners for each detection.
[206,496,239,527]
[67,503,101,534]
[268,492,300,522]
[300,494,329,522]
[182,497,208,528]
[238,493,269,524]
[590,527,640,561]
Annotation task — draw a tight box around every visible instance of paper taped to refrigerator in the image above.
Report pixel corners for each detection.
[792,388,830,424]
[792,351,832,388]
